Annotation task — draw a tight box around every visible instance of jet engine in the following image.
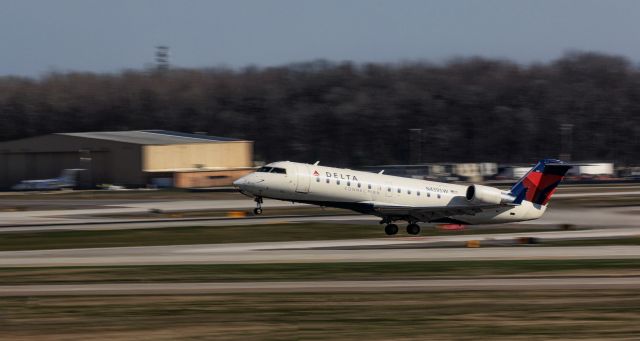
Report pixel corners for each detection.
[466,184,517,205]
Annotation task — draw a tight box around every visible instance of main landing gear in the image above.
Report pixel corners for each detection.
[406,223,421,235]
[384,224,399,236]
[381,218,421,236]
[253,197,263,215]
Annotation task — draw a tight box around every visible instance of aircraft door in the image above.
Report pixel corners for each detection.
[295,164,310,193]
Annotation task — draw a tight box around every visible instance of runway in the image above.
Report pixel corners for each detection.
[1,276,639,296]
[553,190,640,198]
[3,237,640,267]
[0,198,303,226]
[0,185,638,228]
[0,185,638,268]
[0,204,638,233]
[0,187,639,304]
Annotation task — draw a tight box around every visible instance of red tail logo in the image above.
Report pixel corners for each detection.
[312,170,319,176]
[510,160,572,205]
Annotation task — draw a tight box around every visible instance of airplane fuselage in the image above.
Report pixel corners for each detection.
[234,161,546,225]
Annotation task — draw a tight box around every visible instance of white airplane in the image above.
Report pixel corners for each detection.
[233,159,572,235]
[12,169,83,191]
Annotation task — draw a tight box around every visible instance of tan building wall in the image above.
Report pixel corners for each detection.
[0,134,253,189]
[174,169,254,188]
[142,141,253,171]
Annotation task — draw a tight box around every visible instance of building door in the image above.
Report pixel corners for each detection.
[295,164,310,193]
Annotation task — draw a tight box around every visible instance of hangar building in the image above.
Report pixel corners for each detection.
[0,130,254,189]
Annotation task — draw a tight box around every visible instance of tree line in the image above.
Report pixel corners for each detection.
[0,52,638,166]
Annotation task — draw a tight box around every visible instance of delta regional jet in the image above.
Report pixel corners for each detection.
[233,159,571,235]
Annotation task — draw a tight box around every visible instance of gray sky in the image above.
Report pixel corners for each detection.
[1,0,639,77]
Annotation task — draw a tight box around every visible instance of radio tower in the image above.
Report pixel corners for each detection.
[155,46,170,71]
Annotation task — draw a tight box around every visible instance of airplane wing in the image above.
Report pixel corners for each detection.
[362,201,501,222]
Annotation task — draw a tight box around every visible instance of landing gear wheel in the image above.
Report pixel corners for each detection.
[406,223,421,235]
[253,197,263,215]
[384,224,399,236]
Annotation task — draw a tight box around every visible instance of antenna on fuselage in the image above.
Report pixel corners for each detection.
[313,161,320,165]
[378,170,384,174]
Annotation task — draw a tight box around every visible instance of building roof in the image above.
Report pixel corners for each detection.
[58,130,246,145]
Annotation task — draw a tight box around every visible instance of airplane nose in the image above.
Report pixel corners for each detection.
[233,178,245,187]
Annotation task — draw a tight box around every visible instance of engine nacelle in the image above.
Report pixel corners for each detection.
[466,184,517,205]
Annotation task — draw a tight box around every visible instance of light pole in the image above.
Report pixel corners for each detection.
[409,128,423,164]
[79,149,92,188]
[560,123,574,162]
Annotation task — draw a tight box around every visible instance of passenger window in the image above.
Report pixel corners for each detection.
[397,188,401,193]
[337,180,340,185]
[347,181,351,186]
[388,187,391,192]
[357,183,361,188]
[407,190,411,195]
[316,177,320,182]
[437,194,441,199]
[368,184,372,189]
[417,191,420,196]
[427,193,431,197]
[326,178,330,184]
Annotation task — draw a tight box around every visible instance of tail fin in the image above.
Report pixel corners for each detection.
[510,159,572,206]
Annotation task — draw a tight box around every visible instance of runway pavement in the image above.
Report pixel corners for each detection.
[0,198,303,226]
[553,191,640,198]
[0,185,638,268]
[3,236,640,267]
[0,187,638,299]
[0,186,638,228]
[0,204,638,233]
[1,276,639,296]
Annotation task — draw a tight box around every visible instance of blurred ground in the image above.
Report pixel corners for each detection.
[0,183,638,339]
[2,290,640,340]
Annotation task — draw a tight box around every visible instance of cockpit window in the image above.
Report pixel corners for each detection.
[255,166,286,174]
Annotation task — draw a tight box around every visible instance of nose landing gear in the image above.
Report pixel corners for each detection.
[253,197,263,215]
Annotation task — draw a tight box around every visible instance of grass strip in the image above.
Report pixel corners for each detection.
[2,259,640,285]
[0,223,558,251]
[1,290,640,339]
